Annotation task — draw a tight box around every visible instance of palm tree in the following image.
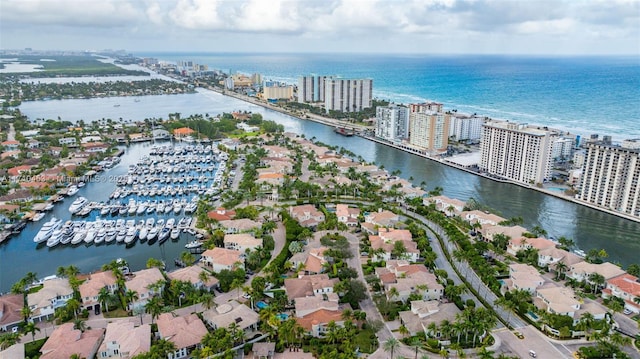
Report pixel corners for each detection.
[145,296,163,324]
[589,273,605,294]
[73,318,86,333]
[125,289,139,311]
[97,287,112,313]
[383,337,400,359]
[198,270,211,287]
[200,292,215,311]
[24,321,40,342]
[20,306,32,324]
[554,261,568,280]
[388,286,400,302]
[0,332,20,350]
[180,251,196,266]
[409,336,422,359]
[399,324,410,338]
[66,298,81,319]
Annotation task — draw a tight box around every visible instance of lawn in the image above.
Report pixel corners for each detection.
[353,327,378,354]
[102,308,129,319]
[25,337,46,358]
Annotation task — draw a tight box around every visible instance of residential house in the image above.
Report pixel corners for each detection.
[0,294,23,332]
[1,140,20,150]
[398,300,461,336]
[506,237,557,256]
[173,127,195,139]
[461,210,506,226]
[257,173,285,187]
[124,268,165,310]
[535,285,581,318]
[202,301,259,333]
[284,274,339,302]
[207,207,236,221]
[252,342,276,359]
[8,165,33,178]
[289,205,325,228]
[296,309,345,337]
[167,265,219,292]
[27,278,73,322]
[81,135,102,143]
[1,150,20,159]
[336,204,360,227]
[200,247,244,272]
[365,210,399,228]
[501,264,545,294]
[27,139,40,149]
[602,274,640,314]
[424,196,467,216]
[224,233,263,253]
[294,293,340,318]
[79,270,118,311]
[40,323,105,359]
[568,262,626,283]
[480,224,528,242]
[538,247,583,269]
[157,313,208,359]
[369,228,419,262]
[385,270,444,303]
[98,322,151,359]
[82,142,109,153]
[219,218,262,234]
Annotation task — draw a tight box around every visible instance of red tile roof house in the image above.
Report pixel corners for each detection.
[0,294,23,332]
[173,127,196,139]
[79,271,118,312]
[603,274,640,314]
[200,247,244,272]
[40,323,105,359]
[207,207,236,222]
[1,140,20,151]
[289,204,325,228]
[125,268,165,311]
[98,322,151,358]
[8,165,33,178]
[157,313,208,359]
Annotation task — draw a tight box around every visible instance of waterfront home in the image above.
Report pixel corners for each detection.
[364,209,399,228]
[27,277,73,322]
[535,285,581,318]
[173,127,195,140]
[257,172,285,187]
[0,294,23,332]
[263,145,293,158]
[27,139,40,149]
[289,204,325,228]
[336,204,360,227]
[0,189,34,203]
[602,273,640,314]
[567,262,626,283]
[399,300,461,336]
[82,142,109,153]
[538,247,583,269]
[1,150,21,159]
[81,135,102,143]
[252,342,276,359]
[461,210,506,226]
[157,313,208,359]
[479,224,528,242]
[98,322,151,359]
[294,293,340,317]
[424,195,466,216]
[218,218,262,234]
[382,178,426,199]
[370,228,419,262]
[40,323,105,359]
[124,268,165,310]
[200,247,244,272]
[167,265,219,292]
[259,157,294,174]
[506,237,556,256]
[296,309,345,338]
[8,165,34,178]
[207,207,236,222]
[202,301,259,333]
[79,270,117,311]
[224,233,263,253]
[501,263,545,294]
[284,274,339,302]
[58,137,76,146]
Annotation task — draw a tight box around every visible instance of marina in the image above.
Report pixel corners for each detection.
[0,141,222,293]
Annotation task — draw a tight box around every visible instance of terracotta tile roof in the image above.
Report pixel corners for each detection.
[296,309,344,331]
[173,127,195,135]
[79,271,117,303]
[207,208,236,221]
[98,322,150,358]
[40,323,104,359]
[126,268,164,295]
[284,275,339,300]
[219,218,261,231]
[202,301,259,330]
[28,278,73,312]
[0,294,23,328]
[201,247,243,266]
[607,274,640,296]
[157,313,207,350]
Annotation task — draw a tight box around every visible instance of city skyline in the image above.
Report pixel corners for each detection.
[1,0,639,55]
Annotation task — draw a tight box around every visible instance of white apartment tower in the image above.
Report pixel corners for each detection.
[449,114,485,142]
[298,75,327,103]
[408,112,450,153]
[375,105,410,142]
[479,121,557,184]
[324,78,373,113]
[577,140,640,218]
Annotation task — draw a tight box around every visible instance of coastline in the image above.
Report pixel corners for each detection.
[201,84,640,225]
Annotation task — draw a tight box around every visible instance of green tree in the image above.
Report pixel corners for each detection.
[384,337,400,359]
[24,321,40,342]
[145,296,164,324]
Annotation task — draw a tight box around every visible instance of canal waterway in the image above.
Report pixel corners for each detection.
[4,88,639,292]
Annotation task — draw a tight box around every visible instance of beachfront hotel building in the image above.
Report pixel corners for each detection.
[324,78,373,113]
[375,104,410,142]
[298,75,327,103]
[409,102,443,113]
[262,81,294,101]
[577,139,640,218]
[479,121,557,185]
[408,112,450,153]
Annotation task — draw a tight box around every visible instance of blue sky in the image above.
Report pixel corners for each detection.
[1,0,639,55]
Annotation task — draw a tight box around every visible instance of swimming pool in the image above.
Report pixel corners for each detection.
[256,301,268,309]
[277,313,289,321]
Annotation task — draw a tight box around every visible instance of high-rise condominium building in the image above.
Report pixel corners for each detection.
[375,105,410,142]
[297,75,327,103]
[409,102,443,113]
[408,112,450,153]
[577,139,640,218]
[449,114,485,142]
[479,121,557,184]
[324,78,373,113]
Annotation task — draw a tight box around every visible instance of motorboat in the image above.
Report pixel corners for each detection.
[68,197,88,214]
[173,202,182,214]
[95,228,106,244]
[165,218,175,229]
[158,227,171,243]
[185,240,202,249]
[60,226,73,245]
[76,205,92,217]
[138,226,148,242]
[100,205,110,216]
[170,227,181,240]
[184,202,197,213]
[136,202,147,215]
[34,217,62,243]
[116,229,127,243]
[66,185,79,196]
[47,229,64,247]
[31,212,46,222]
[71,228,86,245]
[85,227,97,244]
[105,229,117,243]
[147,226,159,240]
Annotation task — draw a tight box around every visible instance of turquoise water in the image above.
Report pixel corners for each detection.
[256,301,268,309]
[528,311,540,321]
[277,313,289,321]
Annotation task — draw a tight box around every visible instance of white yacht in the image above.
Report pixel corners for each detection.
[125,227,137,245]
[68,197,88,214]
[170,227,181,240]
[31,212,46,222]
[34,217,62,243]
[66,185,79,196]
[47,228,65,247]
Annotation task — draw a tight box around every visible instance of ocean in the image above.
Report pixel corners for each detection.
[136,52,640,142]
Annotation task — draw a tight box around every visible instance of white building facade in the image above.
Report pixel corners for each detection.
[298,75,327,103]
[479,121,557,184]
[375,104,410,142]
[448,114,485,142]
[408,112,449,152]
[324,78,373,113]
